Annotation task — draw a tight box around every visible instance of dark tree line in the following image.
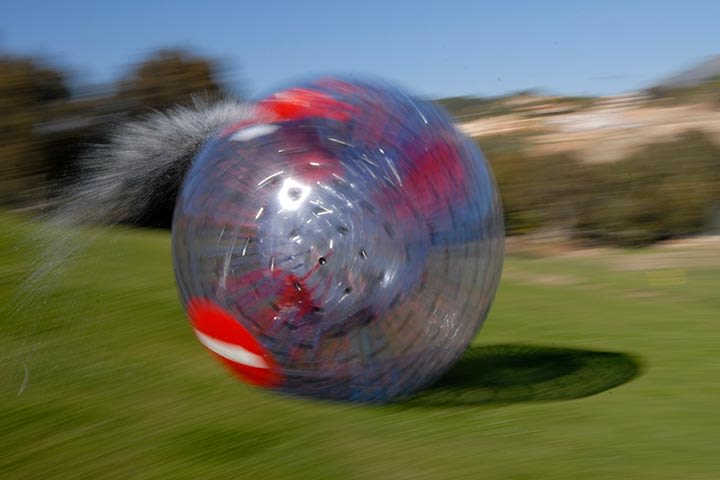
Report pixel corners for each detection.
[1,47,718,245]
[0,49,229,208]
[484,131,720,246]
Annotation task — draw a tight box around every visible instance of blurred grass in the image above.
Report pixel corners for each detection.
[1,213,719,479]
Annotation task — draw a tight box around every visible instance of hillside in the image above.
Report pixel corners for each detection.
[653,55,720,89]
[2,214,720,478]
[440,82,720,164]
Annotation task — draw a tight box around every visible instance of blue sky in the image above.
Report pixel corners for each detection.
[1,0,718,98]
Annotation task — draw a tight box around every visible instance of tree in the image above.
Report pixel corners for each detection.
[0,56,70,204]
[117,49,226,114]
[576,131,720,245]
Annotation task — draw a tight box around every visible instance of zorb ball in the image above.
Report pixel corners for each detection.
[172,78,504,402]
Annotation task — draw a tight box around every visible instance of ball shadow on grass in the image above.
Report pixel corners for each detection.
[406,344,641,407]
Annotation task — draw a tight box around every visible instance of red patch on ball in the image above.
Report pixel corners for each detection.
[187,298,282,388]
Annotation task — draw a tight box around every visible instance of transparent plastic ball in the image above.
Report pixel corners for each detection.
[172,78,504,402]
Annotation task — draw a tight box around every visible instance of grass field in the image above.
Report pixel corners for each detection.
[1,214,719,479]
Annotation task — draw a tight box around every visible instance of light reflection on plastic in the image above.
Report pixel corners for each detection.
[278,178,311,211]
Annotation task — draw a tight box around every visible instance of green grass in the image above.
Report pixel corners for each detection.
[1,214,719,479]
